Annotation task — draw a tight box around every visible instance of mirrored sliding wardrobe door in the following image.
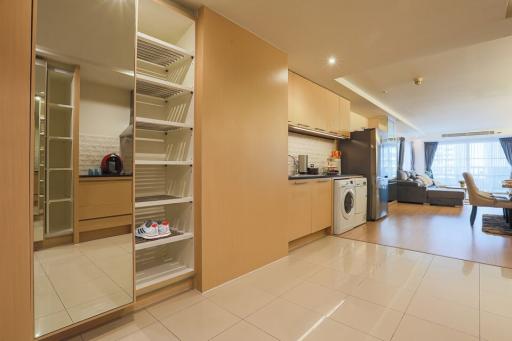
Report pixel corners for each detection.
[33,0,135,337]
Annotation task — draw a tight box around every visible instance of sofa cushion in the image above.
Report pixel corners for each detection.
[398,170,408,181]
[427,187,465,199]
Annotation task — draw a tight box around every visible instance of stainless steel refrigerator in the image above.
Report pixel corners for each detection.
[339,128,389,220]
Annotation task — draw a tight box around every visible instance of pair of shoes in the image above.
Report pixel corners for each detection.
[136,220,171,240]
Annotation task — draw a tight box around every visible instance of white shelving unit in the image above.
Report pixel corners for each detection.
[45,65,75,237]
[135,0,195,295]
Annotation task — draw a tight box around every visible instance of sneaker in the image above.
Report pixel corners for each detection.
[158,219,171,237]
[135,221,159,239]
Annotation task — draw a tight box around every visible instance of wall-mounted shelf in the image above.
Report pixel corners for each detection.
[135,195,193,208]
[135,160,192,166]
[136,74,192,99]
[136,117,192,131]
[135,232,193,251]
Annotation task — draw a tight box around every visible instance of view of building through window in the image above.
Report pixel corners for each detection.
[432,139,510,193]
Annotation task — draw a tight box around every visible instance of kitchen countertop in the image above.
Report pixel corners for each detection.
[288,174,363,180]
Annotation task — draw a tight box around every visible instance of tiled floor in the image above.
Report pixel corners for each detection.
[35,234,133,337]
[69,236,512,340]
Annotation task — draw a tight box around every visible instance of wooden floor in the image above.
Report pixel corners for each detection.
[340,202,512,268]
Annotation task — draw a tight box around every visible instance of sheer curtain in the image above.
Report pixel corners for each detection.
[431,139,510,192]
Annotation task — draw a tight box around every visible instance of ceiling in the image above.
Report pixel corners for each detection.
[177,0,512,137]
[37,0,136,89]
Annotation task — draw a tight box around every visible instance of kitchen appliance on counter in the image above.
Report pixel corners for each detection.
[339,128,388,220]
[298,154,308,174]
[307,163,319,175]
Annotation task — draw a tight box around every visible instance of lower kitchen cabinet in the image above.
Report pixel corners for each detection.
[311,179,333,233]
[287,181,312,241]
[287,178,333,242]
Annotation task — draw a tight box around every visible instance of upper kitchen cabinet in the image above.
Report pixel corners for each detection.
[335,96,351,135]
[288,71,350,138]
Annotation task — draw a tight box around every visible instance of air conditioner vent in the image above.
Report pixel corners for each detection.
[441,131,497,138]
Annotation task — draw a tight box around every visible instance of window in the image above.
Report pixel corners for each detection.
[380,141,398,179]
[431,139,510,192]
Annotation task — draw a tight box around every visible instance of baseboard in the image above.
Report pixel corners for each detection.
[288,228,330,252]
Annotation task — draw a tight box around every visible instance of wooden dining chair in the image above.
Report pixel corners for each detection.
[463,172,512,226]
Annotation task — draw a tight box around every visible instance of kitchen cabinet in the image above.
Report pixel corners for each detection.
[311,179,333,233]
[288,71,350,137]
[287,180,312,242]
[287,178,333,242]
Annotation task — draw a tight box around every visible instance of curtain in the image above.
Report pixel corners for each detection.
[499,137,512,178]
[424,141,438,178]
[397,137,405,173]
[410,141,416,171]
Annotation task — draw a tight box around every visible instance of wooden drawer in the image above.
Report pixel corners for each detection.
[78,177,133,220]
[78,214,132,232]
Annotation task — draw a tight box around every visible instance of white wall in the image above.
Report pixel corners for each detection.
[350,112,368,131]
[79,80,131,174]
[80,80,131,137]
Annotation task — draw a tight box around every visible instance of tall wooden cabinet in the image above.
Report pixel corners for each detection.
[288,71,350,138]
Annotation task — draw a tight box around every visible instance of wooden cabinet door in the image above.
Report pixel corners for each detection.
[288,71,297,124]
[287,181,312,242]
[337,96,351,134]
[290,72,316,128]
[311,179,333,233]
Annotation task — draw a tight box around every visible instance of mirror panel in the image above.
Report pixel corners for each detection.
[33,0,135,337]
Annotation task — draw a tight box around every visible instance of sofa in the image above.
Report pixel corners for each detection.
[397,171,465,206]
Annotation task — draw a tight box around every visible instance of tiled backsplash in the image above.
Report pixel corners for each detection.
[288,132,336,174]
[79,134,120,175]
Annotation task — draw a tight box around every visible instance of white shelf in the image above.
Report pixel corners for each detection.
[135,195,193,208]
[47,103,73,109]
[136,74,193,99]
[136,262,194,293]
[48,136,72,141]
[137,32,194,68]
[135,137,166,143]
[135,160,193,166]
[48,198,72,203]
[135,232,193,251]
[136,116,192,131]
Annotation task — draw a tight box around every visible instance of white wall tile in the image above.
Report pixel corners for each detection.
[79,134,120,175]
[288,133,336,174]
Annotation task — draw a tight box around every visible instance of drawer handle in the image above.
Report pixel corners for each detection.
[294,181,308,184]
[317,179,330,182]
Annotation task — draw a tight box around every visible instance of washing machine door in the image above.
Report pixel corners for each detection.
[341,188,355,219]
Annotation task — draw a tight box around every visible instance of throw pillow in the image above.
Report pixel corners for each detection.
[418,174,434,187]
[398,170,408,181]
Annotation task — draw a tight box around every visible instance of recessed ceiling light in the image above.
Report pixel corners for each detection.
[328,56,336,65]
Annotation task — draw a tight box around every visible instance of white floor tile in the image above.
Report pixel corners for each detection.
[160,300,239,341]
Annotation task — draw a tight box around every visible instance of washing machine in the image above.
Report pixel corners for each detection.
[334,177,367,234]
[353,177,367,227]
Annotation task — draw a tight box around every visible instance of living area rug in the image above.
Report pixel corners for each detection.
[482,214,512,236]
